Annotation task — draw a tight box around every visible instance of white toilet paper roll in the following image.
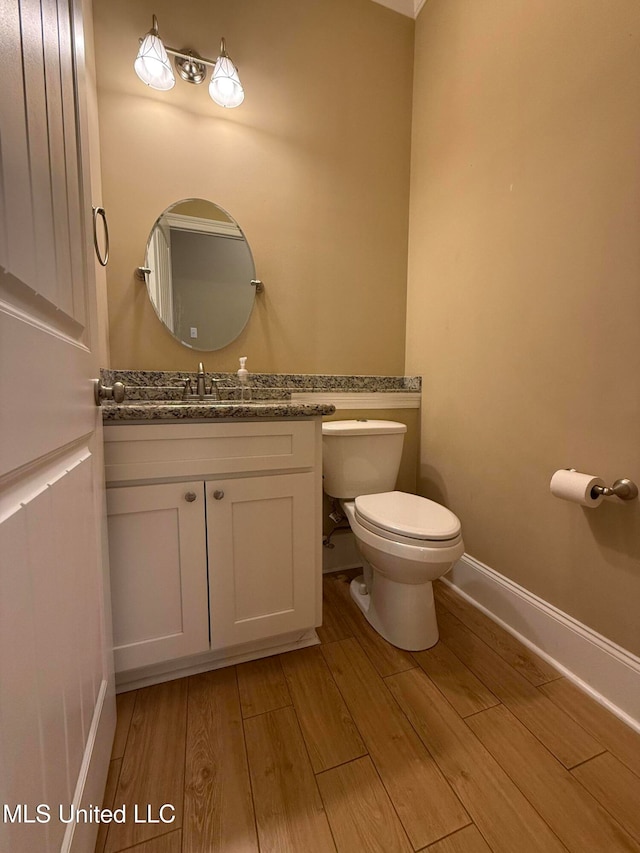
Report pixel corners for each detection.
[550,469,605,508]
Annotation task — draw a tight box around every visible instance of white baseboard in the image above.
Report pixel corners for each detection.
[445,554,640,733]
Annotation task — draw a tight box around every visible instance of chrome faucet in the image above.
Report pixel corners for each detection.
[182,377,193,400]
[196,362,206,398]
[182,363,225,401]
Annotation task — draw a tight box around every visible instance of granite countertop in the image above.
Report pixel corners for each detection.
[99,369,421,423]
[101,399,336,422]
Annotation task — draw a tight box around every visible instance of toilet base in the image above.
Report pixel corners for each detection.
[349,573,439,651]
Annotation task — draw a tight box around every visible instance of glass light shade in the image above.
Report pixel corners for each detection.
[208,56,244,108]
[134,33,175,91]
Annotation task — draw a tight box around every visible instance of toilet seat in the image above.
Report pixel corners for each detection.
[342,498,465,579]
[355,491,461,544]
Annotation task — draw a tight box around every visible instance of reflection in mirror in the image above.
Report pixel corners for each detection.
[144,198,257,350]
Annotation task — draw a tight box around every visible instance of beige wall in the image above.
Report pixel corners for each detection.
[93,0,413,374]
[407,0,640,654]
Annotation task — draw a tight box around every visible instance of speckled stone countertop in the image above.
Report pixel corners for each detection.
[100,369,420,422]
[101,369,421,398]
[101,399,336,422]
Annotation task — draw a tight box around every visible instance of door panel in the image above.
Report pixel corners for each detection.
[0,1,114,851]
[107,481,210,672]
[207,473,317,648]
[0,510,50,852]
[0,447,107,852]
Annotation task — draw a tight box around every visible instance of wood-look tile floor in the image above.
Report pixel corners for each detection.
[96,571,640,853]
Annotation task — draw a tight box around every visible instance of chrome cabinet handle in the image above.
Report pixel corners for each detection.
[185,491,197,503]
[212,489,225,500]
[92,205,109,267]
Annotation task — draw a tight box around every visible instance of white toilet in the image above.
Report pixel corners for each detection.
[322,419,464,650]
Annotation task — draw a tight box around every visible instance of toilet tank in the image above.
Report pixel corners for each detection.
[322,420,407,499]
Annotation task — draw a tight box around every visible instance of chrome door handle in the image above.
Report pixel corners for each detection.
[94,378,126,405]
[212,489,224,500]
[92,205,109,266]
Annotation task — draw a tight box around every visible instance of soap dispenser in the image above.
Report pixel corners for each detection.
[237,356,251,401]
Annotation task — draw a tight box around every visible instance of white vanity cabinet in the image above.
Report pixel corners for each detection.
[107,480,209,672]
[104,419,322,689]
[206,472,316,648]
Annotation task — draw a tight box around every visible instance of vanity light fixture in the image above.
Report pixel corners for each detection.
[134,15,245,108]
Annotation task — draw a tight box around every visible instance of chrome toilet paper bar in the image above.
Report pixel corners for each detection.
[553,470,639,505]
[563,469,638,501]
[590,478,638,501]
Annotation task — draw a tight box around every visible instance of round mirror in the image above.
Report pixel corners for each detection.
[144,198,257,350]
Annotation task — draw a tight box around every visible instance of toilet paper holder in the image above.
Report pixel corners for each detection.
[566,470,638,501]
[591,479,638,501]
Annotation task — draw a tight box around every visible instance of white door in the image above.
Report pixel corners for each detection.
[0,2,114,852]
[207,473,317,648]
[108,481,210,672]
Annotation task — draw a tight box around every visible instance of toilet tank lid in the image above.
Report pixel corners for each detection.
[355,491,461,541]
[322,419,407,436]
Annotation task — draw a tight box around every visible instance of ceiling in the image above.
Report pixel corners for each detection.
[371,0,425,18]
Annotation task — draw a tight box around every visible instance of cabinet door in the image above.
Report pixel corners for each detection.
[107,481,209,671]
[207,473,317,648]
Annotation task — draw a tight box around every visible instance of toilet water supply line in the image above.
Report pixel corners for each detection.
[324,501,348,549]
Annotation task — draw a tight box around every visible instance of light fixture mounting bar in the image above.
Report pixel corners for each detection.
[164,46,218,70]
[134,38,232,70]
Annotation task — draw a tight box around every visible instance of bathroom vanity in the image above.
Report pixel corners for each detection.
[100,368,420,690]
[103,401,333,691]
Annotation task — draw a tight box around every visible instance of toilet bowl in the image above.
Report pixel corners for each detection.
[322,420,464,651]
[342,493,463,650]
